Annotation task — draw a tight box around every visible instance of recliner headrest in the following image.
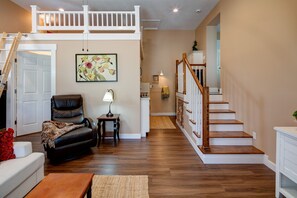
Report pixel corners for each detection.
[52,94,82,110]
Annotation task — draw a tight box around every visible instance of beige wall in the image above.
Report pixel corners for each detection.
[19,40,141,134]
[0,0,31,33]
[196,0,297,163]
[142,30,194,114]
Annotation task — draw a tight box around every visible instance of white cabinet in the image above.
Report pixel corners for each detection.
[141,98,150,137]
[274,127,297,198]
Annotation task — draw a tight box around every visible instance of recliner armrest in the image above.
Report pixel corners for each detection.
[84,117,97,131]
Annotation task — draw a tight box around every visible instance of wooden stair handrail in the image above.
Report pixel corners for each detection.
[183,53,204,93]
[0,32,22,97]
[190,63,206,67]
[181,52,210,150]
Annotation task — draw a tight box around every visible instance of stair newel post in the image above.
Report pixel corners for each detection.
[202,86,210,150]
[182,53,187,94]
[175,59,179,93]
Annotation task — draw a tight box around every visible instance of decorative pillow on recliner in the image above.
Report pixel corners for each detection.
[0,128,16,161]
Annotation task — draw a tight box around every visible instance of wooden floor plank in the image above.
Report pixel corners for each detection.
[15,117,274,197]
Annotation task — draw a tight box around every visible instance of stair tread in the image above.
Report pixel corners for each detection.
[209,92,222,95]
[198,145,264,154]
[210,119,243,124]
[209,101,229,104]
[209,109,235,113]
[210,131,252,138]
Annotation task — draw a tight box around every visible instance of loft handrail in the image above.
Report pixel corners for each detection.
[31,5,140,33]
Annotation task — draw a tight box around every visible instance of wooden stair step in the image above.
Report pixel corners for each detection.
[209,101,228,104]
[210,131,252,138]
[198,145,264,154]
[209,109,235,113]
[209,92,222,95]
[210,119,243,125]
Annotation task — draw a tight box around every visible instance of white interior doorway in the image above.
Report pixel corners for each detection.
[16,51,52,136]
[6,44,56,136]
[206,14,221,93]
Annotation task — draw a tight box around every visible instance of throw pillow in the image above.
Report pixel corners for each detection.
[0,128,16,161]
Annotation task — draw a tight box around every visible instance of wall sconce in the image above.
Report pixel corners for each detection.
[103,89,114,117]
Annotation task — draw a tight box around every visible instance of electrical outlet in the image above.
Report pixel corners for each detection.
[252,131,256,140]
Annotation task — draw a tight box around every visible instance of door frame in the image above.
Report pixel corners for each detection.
[6,44,57,134]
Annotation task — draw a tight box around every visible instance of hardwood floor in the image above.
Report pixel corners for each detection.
[15,117,275,197]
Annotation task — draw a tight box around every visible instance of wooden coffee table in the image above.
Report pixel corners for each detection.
[26,173,94,198]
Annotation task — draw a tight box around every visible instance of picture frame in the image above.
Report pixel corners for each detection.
[153,75,159,83]
[76,54,118,82]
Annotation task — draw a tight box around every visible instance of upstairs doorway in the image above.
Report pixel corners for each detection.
[206,14,221,93]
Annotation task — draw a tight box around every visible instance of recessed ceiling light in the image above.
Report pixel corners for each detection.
[173,8,179,13]
[196,9,201,13]
[59,8,64,11]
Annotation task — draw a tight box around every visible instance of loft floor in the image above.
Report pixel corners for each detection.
[15,117,275,197]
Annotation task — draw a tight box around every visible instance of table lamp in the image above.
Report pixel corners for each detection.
[103,89,114,117]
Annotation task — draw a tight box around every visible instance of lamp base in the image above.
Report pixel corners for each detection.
[106,112,113,117]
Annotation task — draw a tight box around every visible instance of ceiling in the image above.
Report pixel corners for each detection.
[10,0,219,30]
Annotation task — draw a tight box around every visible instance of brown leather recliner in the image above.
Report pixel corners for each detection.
[44,94,97,161]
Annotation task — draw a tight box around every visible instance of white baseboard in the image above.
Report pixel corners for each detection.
[263,154,276,172]
[119,133,141,139]
[150,112,176,116]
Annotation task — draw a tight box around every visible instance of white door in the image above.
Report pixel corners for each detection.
[16,52,51,136]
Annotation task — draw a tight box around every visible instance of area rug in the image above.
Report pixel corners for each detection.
[150,116,176,129]
[92,175,149,198]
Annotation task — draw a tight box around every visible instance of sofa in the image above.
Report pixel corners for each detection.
[0,142,44,198]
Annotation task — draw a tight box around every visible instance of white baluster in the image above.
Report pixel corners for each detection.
[31,5,39,33]
[83,5,89,33]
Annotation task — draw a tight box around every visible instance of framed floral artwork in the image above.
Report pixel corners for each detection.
[76,54,118,82]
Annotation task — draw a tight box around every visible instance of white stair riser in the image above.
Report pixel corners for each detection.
[210,103,229,109]
[210,113,235,120]
[209,95,223,102]
[202,154,264,164]
[210,124,243,131]
[210,138,253,145]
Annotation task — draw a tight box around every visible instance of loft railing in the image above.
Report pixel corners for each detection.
[176,53,209,150]
[31,5,140,33]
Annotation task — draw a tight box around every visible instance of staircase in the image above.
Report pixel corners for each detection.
[176,53,264,164]
[184,92,264,164]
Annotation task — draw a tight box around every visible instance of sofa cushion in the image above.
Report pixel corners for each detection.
[13,142,33,158]
[0,152,44,198]
[0,128,16,161]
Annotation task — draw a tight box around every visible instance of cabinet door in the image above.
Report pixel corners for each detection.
[280,135,297,183]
